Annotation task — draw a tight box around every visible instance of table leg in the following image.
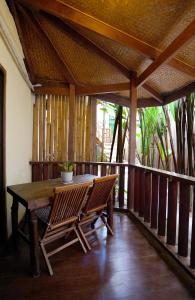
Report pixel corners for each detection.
[107,194,113,234]
[11,197,19,250]
[28,210,40,277]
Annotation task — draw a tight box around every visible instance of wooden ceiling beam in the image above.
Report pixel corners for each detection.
[142,83,164,104]
[137,20,195,87]
[164,81,195,104]
[92,93,161,108]
[18,0,195,79]
[76,83,130,95]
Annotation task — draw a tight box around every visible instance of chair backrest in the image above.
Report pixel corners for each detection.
[83,174,118,214]
[48,182,91,229]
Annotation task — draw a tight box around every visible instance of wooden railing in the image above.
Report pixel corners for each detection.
[30,161,195,276]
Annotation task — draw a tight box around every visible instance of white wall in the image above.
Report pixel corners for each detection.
[0,0,33,235]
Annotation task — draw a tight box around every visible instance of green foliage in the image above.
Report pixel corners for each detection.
[58,161,73,172]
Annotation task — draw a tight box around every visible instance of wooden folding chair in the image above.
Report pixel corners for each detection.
[36,182,91,276]
[78,174,118,251]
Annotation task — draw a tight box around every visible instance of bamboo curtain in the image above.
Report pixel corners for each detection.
[32,94,96,162]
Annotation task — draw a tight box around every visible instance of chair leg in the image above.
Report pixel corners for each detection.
[100,215,114,236]
[74,228,87,254]
[77,225,91,251]
[40,242,53,276]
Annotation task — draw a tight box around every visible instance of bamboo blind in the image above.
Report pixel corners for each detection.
[32,94,96,162]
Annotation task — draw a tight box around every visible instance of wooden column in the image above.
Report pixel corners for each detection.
[68,84,75,161]
[128,73,137,164]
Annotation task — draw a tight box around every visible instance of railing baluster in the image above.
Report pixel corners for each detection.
[101,164,107,176]
[151,174,159,229]
[76,163,83,175]
[119,166,125,208]
[178,182,190,257]
[167,179,178,245]
[190,185,195,268]
[158,176,167,236]
[84,163,91,174]
[127,166,134,210]
[110,165,117,207]
[32,163,42,182]
[144,172,152,223]
[92,164,98,175]
[43,163,49,180]
[139,170,145,218]
[134,168,140,213]
[52,162,60,179]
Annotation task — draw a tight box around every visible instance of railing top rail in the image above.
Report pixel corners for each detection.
[30,161,195,184]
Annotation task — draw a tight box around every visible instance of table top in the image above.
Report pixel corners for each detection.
[7,174,96,211]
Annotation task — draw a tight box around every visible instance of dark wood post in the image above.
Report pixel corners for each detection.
[167,179,178,245]
[128,72,137,164]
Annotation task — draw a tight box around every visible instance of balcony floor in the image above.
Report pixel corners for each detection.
[0,213,194,300]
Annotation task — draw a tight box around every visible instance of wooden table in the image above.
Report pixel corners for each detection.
[7,174,113,277]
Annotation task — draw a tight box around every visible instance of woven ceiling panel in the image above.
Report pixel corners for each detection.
[68,24,145,71]
[62,0,190,48]
[176,38,195,68]
[147,65,194,94]
[37,14,128,85]
[16,6,66,83]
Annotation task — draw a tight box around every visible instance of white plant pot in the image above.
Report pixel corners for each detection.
[61,171,73,183]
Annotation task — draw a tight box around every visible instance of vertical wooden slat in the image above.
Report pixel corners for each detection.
[178,182,190,256]
[46,95,51,161]
[158,176,167,236]
[119,165,125,208]
[61,96,65,161]
[144,172,152,223]
[64,96,68,161]
[151,174,159,229]
[90,98,97,161]
[134,168,140,213]
[32,97,39,161]
[39,95,43,161]
[190,185,195,268]
[42,95,46,161]
[167,179,178,245]
[57,96,62,160]
[68,85,75,161]
[50,95,54,161]
[139,170,145,217]
[54,95,58,160]
[52,162,60,179]
[85,97,91,161]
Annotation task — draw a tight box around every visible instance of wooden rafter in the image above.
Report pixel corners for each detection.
[137,20,195,87]
[9,0,36,83]
[142,83,164,104]
[92,93,161,108]
[31,12,77,85]
[18,0,195,79]
[164,81,195,104]
[76,83,130,95]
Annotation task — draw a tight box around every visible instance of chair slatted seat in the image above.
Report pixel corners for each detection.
[37,182,91,276]
[78,174,118,251]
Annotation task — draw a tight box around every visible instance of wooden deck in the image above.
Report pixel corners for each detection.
[0,213,194,300]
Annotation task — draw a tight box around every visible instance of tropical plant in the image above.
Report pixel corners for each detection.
[58,161,74,172]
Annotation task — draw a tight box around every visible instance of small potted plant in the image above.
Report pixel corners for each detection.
[59,161,74,183]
